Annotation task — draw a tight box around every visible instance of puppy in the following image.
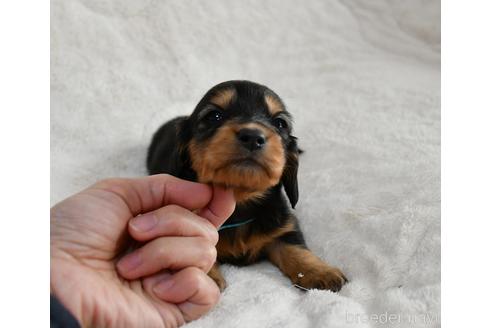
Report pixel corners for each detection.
[147,80,347,292]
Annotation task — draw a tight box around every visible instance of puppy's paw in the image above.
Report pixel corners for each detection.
[208,263,227,292]
[267,243,348,293]
[294,266,347,292]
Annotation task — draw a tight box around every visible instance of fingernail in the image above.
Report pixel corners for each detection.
[153,276,174,296]
[117,251,142,273]
[130,213,157,232]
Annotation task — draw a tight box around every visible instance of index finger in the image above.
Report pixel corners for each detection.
[92,174,214,216]
[197,185,236,228]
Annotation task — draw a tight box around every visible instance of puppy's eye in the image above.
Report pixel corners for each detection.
[205,110,223,122]
[273,117,288,130]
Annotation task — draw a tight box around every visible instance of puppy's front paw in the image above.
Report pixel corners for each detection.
[294,266,347,292]
[268,243,348,293]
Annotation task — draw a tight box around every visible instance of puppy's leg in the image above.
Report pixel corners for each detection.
[208,262,226,292]
[266,237,347,292]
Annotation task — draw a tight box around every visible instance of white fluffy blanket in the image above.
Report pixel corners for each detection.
[51,0,440,327]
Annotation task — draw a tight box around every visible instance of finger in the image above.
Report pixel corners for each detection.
[151,267,220,322]
[197,185,236,228]
[140,271,186,327]
[117,237,216,280]
[128,205,218,244]
[92,174,213,216]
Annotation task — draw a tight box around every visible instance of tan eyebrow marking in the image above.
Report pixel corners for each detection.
[209,88,236,109]
[265,94,284,115]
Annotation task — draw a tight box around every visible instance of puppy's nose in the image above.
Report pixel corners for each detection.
[237,128,266,151]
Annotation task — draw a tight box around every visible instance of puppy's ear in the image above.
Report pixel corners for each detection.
[147,116,195,179]
[281,136,300,208]
[175,117,197,180]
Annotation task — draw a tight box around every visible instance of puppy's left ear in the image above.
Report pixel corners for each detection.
[282,136,300,208]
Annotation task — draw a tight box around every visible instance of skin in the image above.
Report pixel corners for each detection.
[51,174,236,327]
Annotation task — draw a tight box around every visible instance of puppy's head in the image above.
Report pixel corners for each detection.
[181,80,299,206]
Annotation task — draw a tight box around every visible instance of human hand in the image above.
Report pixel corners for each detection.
[50,174,235,327]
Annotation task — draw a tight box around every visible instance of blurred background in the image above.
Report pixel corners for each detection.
[51,1,440,327]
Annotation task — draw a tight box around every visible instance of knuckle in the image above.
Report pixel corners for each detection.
[151,173,173,184]
[204,226,219,245]
[183,267,203,288]
[195,239,217,269]
[202,244,217,269]
[154,239,169,259]
[182,268,220,305]
[211,284,221,303]
[188,267,220,305]
[202,277,221,305]
[194,217,219,244]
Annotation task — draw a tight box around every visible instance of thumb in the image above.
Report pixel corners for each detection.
[197,185,236,228]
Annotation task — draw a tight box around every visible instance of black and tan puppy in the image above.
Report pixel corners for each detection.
[147,80,347,292]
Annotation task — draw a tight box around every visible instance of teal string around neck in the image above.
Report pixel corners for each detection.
[218,218,255,231]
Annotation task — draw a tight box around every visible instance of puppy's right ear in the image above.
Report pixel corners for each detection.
[173,117,197,180]
[147,116,194,179]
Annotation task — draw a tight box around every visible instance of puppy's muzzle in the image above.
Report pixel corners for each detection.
[236,128,266,152]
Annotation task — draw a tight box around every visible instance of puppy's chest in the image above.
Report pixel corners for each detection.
[216,217,295,266]
[216,226,274,265]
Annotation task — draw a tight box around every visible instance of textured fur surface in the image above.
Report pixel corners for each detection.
[51,0,440,327]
